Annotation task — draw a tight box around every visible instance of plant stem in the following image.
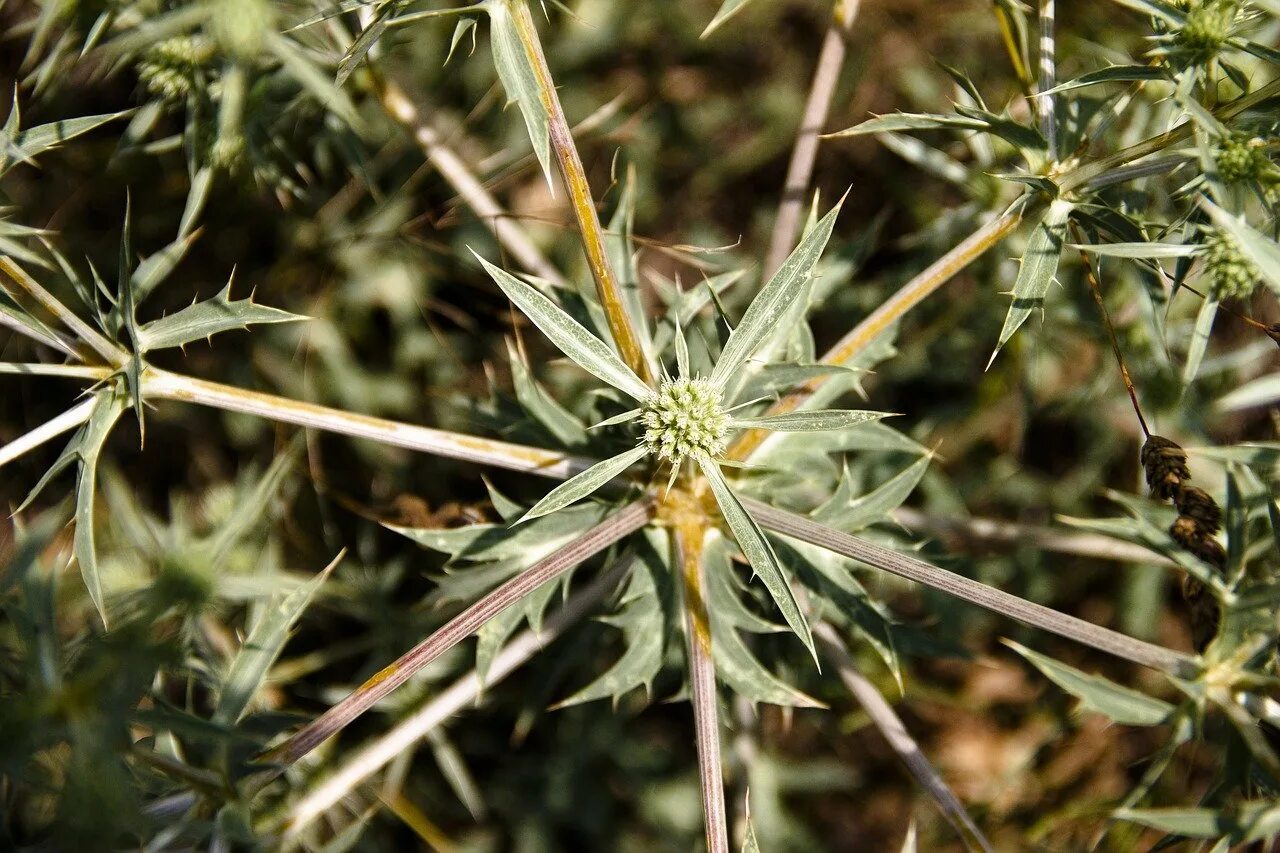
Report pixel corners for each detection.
[729,202,1028,460]
[762,0,861,281]
[142,367,592,480]
[815,623,992,852]
[0,257,122,366]
[1036,0,1056,160]
[264,498,653,770]
[0,396,97,469]
[745,498,1197,677]
[284,556,632,835]
[372,73,568,288]
[1070,223,1150,437]
[508,0,653,385]
[674,512,729,853]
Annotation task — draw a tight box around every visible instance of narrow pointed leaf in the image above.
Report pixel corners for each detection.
[1005,640,1174,726]
[521,445,647,522]
[992,197,1073,359]
[708,198,844,391]
[486,0,553,188]
[2,108,131,173]
[213,554,339,726]
[698,456,815,662]
[1117,803,1280,842]
[75,388,129,625]
[701,0,760,37]
[731,409,888,432]
[474,252,651,400]
[138,282,304,351]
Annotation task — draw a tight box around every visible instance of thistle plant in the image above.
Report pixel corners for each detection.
[4,0,1280,850]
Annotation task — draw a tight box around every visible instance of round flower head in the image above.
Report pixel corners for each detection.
[1201,228,1259,300]
[1214,133,1270,184]
[1174,1,1239,61]
[641,377,729,466]
[138,37,213,102]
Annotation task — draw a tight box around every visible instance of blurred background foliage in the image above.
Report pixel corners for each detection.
[0,0,1277,849]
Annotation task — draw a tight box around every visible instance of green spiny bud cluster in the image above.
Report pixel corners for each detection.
[641,377,729,465]
[137,36,213,101]
[1174,0,1239,61]
[1214,133,1271,183]
[207,0,276,61]
[1201,228,1259,299]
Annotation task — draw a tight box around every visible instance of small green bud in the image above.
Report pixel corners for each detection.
[641,377,729,466]
[1214,133,1271,184]
[1201,228,1259,299]
[207,0,275,61]
[137,36,213,101]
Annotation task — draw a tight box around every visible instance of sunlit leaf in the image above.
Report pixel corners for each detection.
[698,456,816,663]
[474,252,651,400]
[1006,640,1174,726]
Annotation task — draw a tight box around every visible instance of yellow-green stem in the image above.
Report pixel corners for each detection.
[508,0,653,386]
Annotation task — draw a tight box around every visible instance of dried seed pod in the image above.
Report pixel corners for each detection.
[1141,435,1190,499]
[1174,485,1222,534]
[1181,574,1220,653]
[1187,536,1227,572]
[1170,515,1227,571]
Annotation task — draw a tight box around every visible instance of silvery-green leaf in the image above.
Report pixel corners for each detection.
[826,112,990,139]
[739,363,858,399]
[557,541,669,706]
[1202,198,1280,297]
[698,456,816,663]
[701,0,760,37]
[1041,64,1167,95]
[731,409,888,432]
[588,408,641,430]
[506,340,587,447]
[705,536,822,706]
[1072,241,1196,259]
[178,166,213,238]
[75,387,129,625]
[1182,297,1218,388]
[476,603,526,682]
[388,503,606,561]
[520,445,647,523]
[132,229,200,306]
[138,281,304,351]
[814,454,931,532]
[1116,802,1280,842]
[265,33,365,132]
[992,197,1073,361]
[212,554,337,725]
[1217,372,1280,412]
[486,0,553,188]
[474,252,651,400]
[1,104,131,174]
[1006,640,1174,726]
[445,17,478,64]
[708,198,844,391]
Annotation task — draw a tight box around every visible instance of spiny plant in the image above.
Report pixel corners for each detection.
[2,0,1280,849]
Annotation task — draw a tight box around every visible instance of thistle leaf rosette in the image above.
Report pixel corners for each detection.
[475,195,895,664]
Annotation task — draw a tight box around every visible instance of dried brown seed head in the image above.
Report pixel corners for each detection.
[1174,485,1222,534]
[1142,435,1190,499]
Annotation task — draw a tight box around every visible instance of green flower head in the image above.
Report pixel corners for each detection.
[1202,228,1259,300]
[641,377,730,466]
